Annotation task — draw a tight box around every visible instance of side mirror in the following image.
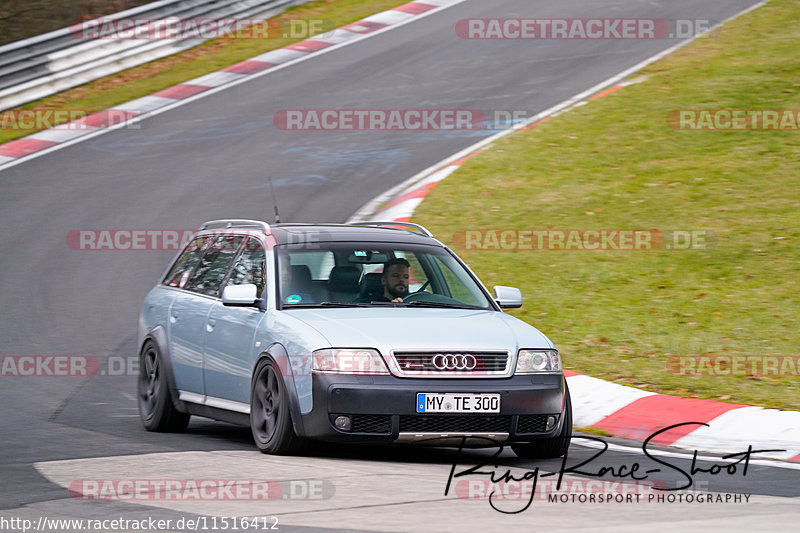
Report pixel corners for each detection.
[222,284,259,307]
[493,285,523,309]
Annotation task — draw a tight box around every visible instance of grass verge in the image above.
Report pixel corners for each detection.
[574,427,612,438]
[413,0,800,410]
[0,0,407,145]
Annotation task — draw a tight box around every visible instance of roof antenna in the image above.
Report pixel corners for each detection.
[268,176,281,223]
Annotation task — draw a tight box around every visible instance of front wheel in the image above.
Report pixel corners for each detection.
[512,384,572,459]
[137,341,190,432]
[250,359,305,455]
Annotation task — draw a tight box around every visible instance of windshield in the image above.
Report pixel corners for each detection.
[275,242,494,309]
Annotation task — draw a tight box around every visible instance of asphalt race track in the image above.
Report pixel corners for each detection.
[1,0,797,531]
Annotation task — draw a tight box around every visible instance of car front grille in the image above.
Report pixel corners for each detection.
[399,415,512,433]
[392,351,509,376]
[516,415,552,434]
[351,415,391,434]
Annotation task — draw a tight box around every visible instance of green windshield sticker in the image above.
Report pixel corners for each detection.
[285,294,302,304]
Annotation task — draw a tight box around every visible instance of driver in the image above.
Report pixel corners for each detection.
[380,258,410,302]
[355,258,410,303]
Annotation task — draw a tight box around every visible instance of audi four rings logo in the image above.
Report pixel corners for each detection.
[432,354,478,370]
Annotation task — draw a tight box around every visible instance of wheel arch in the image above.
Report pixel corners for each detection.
[141,326,186,413]
[254,344,307,438]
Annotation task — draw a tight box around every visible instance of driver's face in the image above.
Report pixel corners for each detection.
[382,265,409,298]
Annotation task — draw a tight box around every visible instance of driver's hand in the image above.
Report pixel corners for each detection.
[391,297,404,303]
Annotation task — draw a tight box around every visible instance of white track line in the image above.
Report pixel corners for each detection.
[0,0,471,173]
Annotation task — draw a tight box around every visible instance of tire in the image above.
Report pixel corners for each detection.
[512,383,572,459]
[137,340,190,432]
[250,358,305,455]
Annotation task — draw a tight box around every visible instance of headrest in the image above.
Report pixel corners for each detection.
[327,266,361,292]
[291,265,313,287]
[360,272,383,297]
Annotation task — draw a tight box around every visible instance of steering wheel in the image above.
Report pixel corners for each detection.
[402,280,431,302]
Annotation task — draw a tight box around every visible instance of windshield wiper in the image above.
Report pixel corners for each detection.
[402,301,484,310]
[284,302,371,308]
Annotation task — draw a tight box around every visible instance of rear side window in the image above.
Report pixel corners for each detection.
[163,235,215,289]
[183,235,244,297]
[226,238,266,296]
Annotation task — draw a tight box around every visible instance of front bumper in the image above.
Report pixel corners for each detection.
[299,372,566,445]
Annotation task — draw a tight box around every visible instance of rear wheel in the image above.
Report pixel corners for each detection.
[137,341,190,432]
[512,384,572,459]
[250,359,305,455]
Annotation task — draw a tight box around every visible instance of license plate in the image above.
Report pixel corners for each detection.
[416,393,500,413]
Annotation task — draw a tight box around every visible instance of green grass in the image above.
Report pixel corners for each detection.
[575,427,612,438]
[414,0,800,410]
[0,0,407,144]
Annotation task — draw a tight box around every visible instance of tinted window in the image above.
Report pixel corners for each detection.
[289,250,335,280]
[396,250,430,292]
[184,235,243,297]
[163,235,215,289]
[226,238,266,296]
[276,242,492,309]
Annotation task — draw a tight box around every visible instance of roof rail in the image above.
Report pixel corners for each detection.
[350,221,433,237]
[200,219,271,233]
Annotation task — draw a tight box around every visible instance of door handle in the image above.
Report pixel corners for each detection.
[170,312,179,323]
[206,318,216,332]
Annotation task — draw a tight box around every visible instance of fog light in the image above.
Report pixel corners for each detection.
[546,416,557,431]
[334,415,352,431]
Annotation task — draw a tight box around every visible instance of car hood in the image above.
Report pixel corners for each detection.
[283,308,554,354]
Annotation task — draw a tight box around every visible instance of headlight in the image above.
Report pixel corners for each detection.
[515,349,561,373]
[312,348,389,375]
